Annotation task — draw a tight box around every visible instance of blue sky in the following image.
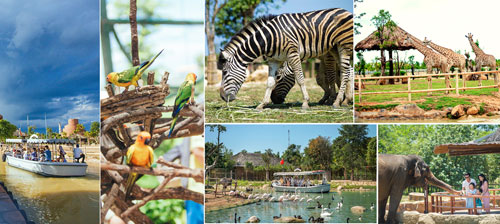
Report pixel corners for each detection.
[206,124,376,154]
[0,0,99,133]
[212,0,353,52]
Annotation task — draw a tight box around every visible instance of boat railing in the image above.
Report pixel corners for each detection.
[430,189,500,215]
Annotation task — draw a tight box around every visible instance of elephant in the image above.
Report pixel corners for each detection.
[378,154,460,224]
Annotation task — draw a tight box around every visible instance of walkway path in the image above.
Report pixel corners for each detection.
[0,182,29,224]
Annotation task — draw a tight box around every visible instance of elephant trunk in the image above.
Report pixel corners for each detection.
[426,171,456,193]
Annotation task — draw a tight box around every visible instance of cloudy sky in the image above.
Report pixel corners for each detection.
[355,0,500,63]
[0,0,99,133]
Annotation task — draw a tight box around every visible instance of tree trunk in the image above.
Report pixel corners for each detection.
[350,169,354,181]
[380,49,386,76]
[388,50,394,84]
[129,0,139,66]
[205,1,220,85]
[343,168,347,180]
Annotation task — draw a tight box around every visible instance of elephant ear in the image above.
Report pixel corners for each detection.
[414,162,422,178]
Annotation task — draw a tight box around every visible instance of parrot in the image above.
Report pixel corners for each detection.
[124,131,154,200]
[168,73,197,138]
[106,49,164,92]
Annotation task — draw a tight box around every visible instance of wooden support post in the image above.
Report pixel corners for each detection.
[439,196,443,213]
[358,75,362,103]
[463,72,466,92]
[479,73,482,87]
[408,75,412,102]
[431,195,435,213]
[451,196,455,214]
[455,73,459,95]
[424,184,428,213]
[473,197,477,215]
[427,75,432,96]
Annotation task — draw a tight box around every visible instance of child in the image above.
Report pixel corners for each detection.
[466,183,478,214]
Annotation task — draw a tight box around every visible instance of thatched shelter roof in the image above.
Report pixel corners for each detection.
[355,25,417,51]
[434,129,500,156]
[232,151,281,167]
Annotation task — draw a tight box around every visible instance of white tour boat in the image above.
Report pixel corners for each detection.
[2,138,87,177]
[272,170,330,193]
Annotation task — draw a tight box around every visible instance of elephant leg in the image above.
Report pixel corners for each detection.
[387,188,404,224]
[379,197,389,224]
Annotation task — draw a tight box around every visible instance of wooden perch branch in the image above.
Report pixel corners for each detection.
[101,162,204,183]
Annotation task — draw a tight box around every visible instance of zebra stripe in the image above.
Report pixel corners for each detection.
[218,8,353,108]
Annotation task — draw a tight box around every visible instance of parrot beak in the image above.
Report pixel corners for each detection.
[144,138,151,145]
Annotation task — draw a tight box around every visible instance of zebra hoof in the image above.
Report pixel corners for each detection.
[332,103,341,108]
[301,103,309,110]
[256,104,265,111]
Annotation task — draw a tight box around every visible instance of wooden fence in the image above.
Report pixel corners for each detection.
[431,189,500,215]
[356,70,500,102]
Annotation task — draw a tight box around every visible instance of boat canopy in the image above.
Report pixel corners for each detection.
[6,139,76,144]
[5,139,26,143]
[273,170,326,176]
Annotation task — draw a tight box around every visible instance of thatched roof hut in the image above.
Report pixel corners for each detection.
[355,25,417,51]
[232,151,281,167]
[434,129,500,156]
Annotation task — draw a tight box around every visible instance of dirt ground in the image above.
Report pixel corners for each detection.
[205,191,255,212]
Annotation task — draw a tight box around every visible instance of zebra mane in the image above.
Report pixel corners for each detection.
[224,15,278,50]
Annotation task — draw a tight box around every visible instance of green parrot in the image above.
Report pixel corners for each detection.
[168,73,197,138]
[106,49,163,92]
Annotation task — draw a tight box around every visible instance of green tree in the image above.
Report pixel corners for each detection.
[90,122,99,137]
[282,144,302,167]
[215,0,286,43]
[333,125,369,180]
[371,9,396,77]
[0,120,17,142]
[244,161,254,180]
[46,127,53,138]
[353,0,366,35]
[304,136,333,179]
[206,125,227,173]
[28,126,36,136]
[366,137,377,167]
[261,148,274,181]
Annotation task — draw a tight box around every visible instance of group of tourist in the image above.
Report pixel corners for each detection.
[277,177,313,187]
[461,172,490,214]
[4,144,86,163]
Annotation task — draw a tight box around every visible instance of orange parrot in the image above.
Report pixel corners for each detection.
[124,131,154,200]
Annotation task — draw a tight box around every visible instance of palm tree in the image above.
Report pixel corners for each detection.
[261,149,273,181]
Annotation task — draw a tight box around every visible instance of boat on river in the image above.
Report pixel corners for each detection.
[272,170,330,193]
[2,138,87,177]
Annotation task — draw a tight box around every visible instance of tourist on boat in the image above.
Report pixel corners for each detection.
[465,182,479,214]
[73,144,85,163]
[44,146,52,162]
[478,174,490,214]
[39,153,46,162]
[31,148,38,161]
[58,145,67,162]
[23,148,29,160]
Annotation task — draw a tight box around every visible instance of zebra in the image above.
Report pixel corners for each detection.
[271,45,354,107]
[218,8,353,110]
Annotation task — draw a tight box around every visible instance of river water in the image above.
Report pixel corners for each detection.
[0,160,99,224]
[206,191,376,223]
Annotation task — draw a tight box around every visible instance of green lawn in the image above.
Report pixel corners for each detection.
[206,79,353,123]
[355,77,499,111]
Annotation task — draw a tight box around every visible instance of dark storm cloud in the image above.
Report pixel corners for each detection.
[0,0,99,131]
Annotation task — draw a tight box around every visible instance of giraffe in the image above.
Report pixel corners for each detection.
[403,32,451,95]
[465,33,497,84]
[423,37,466,73]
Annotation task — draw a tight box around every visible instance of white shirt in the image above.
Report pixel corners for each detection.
[73,147,83,158]
[462,178,476,190]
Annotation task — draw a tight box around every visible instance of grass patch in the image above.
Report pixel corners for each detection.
[356,103,399,111]
[206,79,353,123]
[416,97,472,110]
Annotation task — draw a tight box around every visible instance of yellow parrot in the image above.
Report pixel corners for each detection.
[107,49,163,92]
[124,131,154,200]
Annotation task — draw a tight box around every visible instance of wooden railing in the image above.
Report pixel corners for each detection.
[430,189,500,215]
[356,70,500,102]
